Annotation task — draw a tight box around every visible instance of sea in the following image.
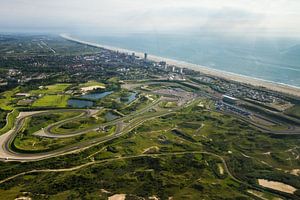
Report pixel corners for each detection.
[74,34,300,88]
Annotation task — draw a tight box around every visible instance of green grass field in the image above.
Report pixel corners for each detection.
[23,111,82,135]
[0,87,19,110]
[30,84,71,95]
[53,117,105,134]
[12,110,109,152]
[13,130,101,152]
[32,95,70,107]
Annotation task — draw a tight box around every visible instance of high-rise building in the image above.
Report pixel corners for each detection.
[159,61,166,67]
[144,53,147,60]
[172,66,175,72]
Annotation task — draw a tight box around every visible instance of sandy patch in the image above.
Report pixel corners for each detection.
[143,146,160,154]
[218,163,224,175]
[247,190,283,200]
[108,194,126,200]
[247,190,268,200]
[258,179,297,194]
[87,109,101,117]
[241,153,251,158]
[100,189,111,194]
[81,85,105,92]
[149,196,159,200]
[290,169,300,176]
[262,152,271,155]
[15,197,32,200]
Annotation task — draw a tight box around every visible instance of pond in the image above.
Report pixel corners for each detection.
[68,99,94,108]
[119,92,137,104]
[81,91,113,100]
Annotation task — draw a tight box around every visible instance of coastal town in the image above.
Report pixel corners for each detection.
[1,35,296,111]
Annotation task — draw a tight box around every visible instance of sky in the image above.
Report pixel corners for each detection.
[0,0,300,37]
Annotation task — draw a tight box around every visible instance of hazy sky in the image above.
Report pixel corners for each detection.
[0,0,300,36]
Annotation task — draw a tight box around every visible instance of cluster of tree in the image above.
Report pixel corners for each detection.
[0,109,8,128]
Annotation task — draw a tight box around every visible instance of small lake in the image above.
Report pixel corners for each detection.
[105,112,119,121]
[68,99,94,108]
[119,92,137,104]
[81,91,113,100]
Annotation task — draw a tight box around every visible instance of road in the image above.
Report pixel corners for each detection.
[0,98,171,161]
[1,80,299,163]
[0,81,294,199]
[1,78,299,163]
[186,79,300,135]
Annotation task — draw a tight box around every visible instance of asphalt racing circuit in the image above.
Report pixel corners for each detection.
[0,82,300,162]
[0,97,178,161]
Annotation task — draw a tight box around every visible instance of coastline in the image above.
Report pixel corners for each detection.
[60,34,300,98]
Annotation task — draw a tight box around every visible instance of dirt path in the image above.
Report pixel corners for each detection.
[0,151,233,185]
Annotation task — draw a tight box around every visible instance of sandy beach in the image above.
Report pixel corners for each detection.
[61,34,300,97]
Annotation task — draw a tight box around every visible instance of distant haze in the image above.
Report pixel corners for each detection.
[0,0,300,37]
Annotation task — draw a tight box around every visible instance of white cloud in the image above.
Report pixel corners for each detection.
[0,0,299,36]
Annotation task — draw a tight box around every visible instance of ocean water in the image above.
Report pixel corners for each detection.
[76,34,300,88]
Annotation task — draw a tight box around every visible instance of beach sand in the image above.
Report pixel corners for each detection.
[61,34,300,97]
